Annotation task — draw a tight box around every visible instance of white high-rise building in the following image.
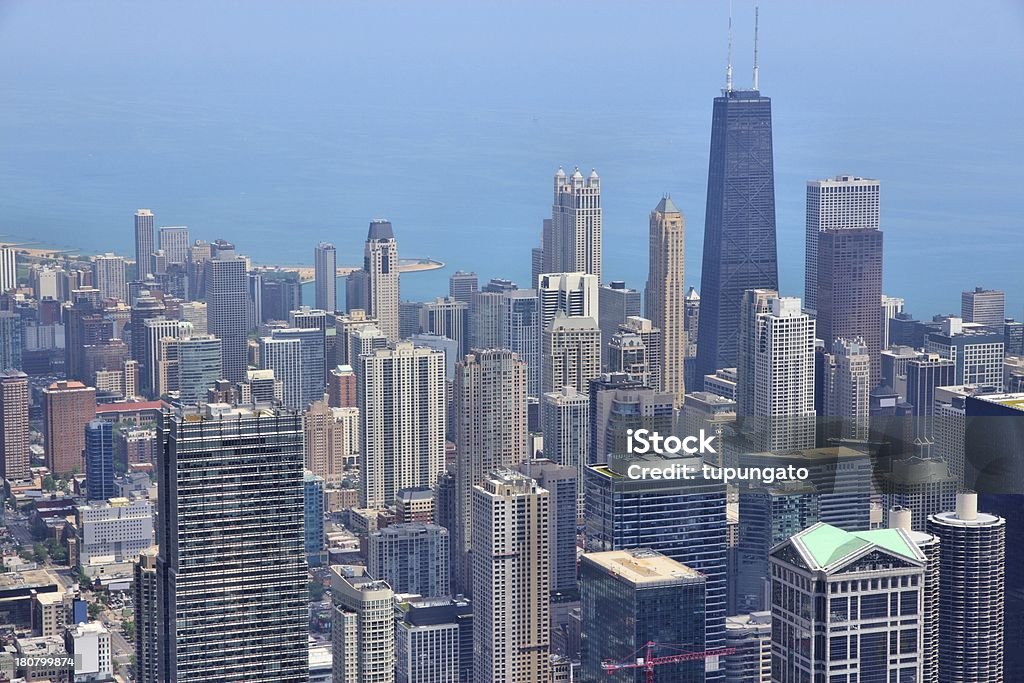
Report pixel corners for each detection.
[645,195,687,403]
[823,336,871,440]
[880,294,904,350]
[551,166,602,280]
[750,296,816,451]
[359,342,446,508]
[0,247,16,293]
[93,253,127,302]
[540,385,590,517]
[259,334,303,409]
[314,242,337,313]
[770,522,925,683]
[453,348,527,594]
[542,314,601,395]
[158,226,190,264]
[804,176,880,315]
[537,272,599,336]
[472,470,550,683]
[331,565,395,683]
[365,220,400,341]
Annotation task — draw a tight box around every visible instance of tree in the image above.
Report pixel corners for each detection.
[308,580,325,602]
[32,542,48,564]
[42,475,56,492]
[87,602,102,620]
[122,619,135,641]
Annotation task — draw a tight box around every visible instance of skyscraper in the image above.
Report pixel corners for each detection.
[880,294,904,350]
[736,288,776,418]
[504,288,541,397]
[804,175,880,316]
[271,326,326,409]
[259,334,302,409]
[395,597,472,683]
[472,470,550,683]
[646,195,687,402]
[541,385,590,516]
[205,245,249,383]
[815,205,884,385]
[93,253,127,302]
[770,523,926,683]
[158,226,190,264]
[368,523,450,598]
[133,209,155,279]
[580,549,707,683]
[736,483,819,612]
[748,296,816,451]
[453,348,528,593]
[696,61,779,379]
[927,492,1006,683]
[0,311,20,372]
[822,336,871,441]
[364,219,400,341]
[133,547,159,683]
[448,270,478,304]
[314,242,337,313]
[0,369,30,480]
[359,342,446,508]
[0,246,17,293]
[551,166,602,279]
[585,452,728,668]
[598,281,641,368]
[419,297,469,355]
[517,458,577,594]
[42,380,97,476]
[174,334,222,405]
[537,271,599,341]
[331,565,395,683]
[542,313,601,395]
[157,404,308,683]
[84,419,115,501]
[960,286,1005,326]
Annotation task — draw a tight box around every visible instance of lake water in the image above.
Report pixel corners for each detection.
[1,1,1021,318]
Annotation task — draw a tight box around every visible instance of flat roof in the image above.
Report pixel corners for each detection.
[584,549,703,586]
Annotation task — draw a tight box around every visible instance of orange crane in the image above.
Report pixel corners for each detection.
[601,642,737,683]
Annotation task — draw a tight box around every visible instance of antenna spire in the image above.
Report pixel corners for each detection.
[725,0,734,92]
[752,5,760,90]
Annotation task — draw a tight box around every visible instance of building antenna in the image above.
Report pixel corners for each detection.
[725,0,734,92]
[752,5,760,90]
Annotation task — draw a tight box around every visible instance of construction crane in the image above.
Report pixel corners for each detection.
[601,641,737,683]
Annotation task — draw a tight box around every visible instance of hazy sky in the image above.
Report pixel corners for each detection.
[1,1,1022,316]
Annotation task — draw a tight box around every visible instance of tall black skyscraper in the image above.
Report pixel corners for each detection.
[695,19,778,378]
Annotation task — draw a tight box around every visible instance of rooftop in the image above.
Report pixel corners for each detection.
[584,548,703,586]
[788,522,924,571]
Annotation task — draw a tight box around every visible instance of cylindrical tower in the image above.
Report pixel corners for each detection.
[927,492,1005,683]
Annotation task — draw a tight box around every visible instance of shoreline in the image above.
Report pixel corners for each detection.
[254,257,445,283]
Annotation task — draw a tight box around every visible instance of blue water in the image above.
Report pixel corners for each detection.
[1,1,1021,318]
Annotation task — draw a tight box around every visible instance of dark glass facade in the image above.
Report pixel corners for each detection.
[156,407,309,683]
[580,551,706,683]
[584,460,727,674]
[696,88,779,379]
